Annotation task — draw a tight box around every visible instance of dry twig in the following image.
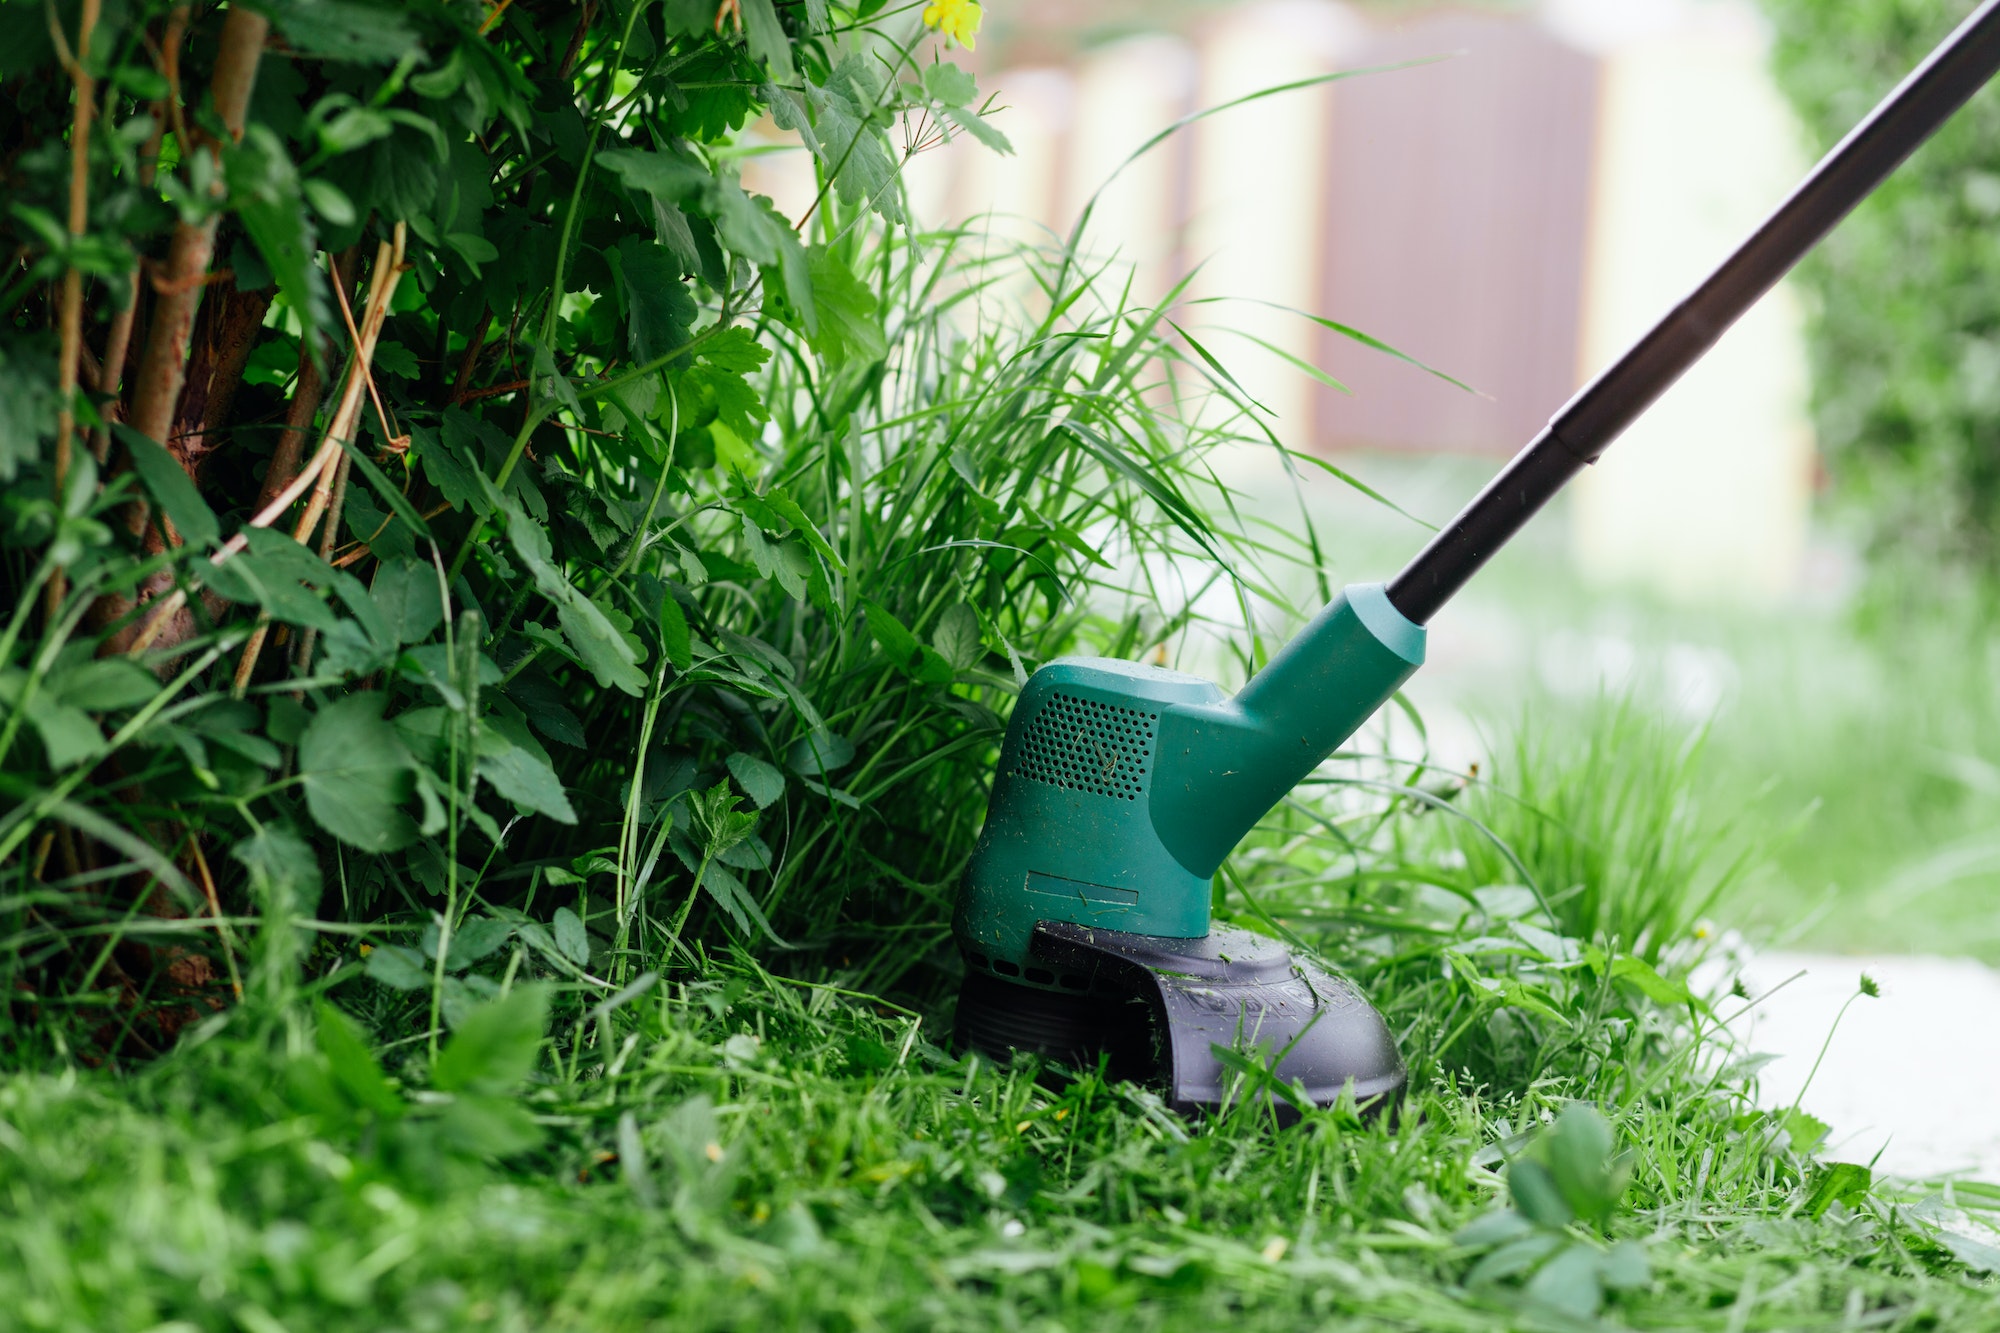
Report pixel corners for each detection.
[200,225,405,678]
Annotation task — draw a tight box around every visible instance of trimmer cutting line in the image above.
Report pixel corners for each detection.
[951,1,2000,1116]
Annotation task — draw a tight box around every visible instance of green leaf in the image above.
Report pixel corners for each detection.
[1805,1161,1872,1218]
[264,0,420,63]
[1455,1209,1535,1249]
[504,671,587,749]
[804,61,903,222]
[370,341,420,379]
[1523,1242,1603,1319]
[598,148,710,205]
[931,603,984,671]
[436,1092,545,1158]
[1609,955,1694,1007]
[1938,1229,2000,1275]
[762,486,845,572]
[738,0,796,81]
[231,824,323,909]
[690,781,757,859]
[696,326,771,374]
[371,556,445,644]
[785,728,855,776]
[613,236,697,365]
[552,907,590,968]
[659,592,693,673]
[443,916,516,969]
[863,600,953,685]
[476,715,578,824]
[940,105,1013,155]
[922,62,978,106]
[48,659,159,711]
[337,433,432,539]
[227,124,331,344]
[717,833,771,872]
[445,231,499,274]
[707,177,786,267]
[1465,1232,1563,1288]
[805,245,886,366]
[432,984,550,1093]
[318,620,393,677]
[365,944,429,990]
[0,341,58,482]
[115,425,218,549]
[1783,1108,1831,1156]
[426,412,490,513]
[1507,1159,1572,1230]
[1545,1103,1627,1224]
[303,177,356,227]
[690,363,770,443]
[498,492,646,696]
[297,692,419,852]
[725,752,786,809]
[1599,1240,1651,1291]
[206,527,340,630]
[29,702,103,770]
[315,1003,404,1117]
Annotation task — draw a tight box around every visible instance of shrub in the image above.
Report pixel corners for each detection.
[1762,0,2000,587]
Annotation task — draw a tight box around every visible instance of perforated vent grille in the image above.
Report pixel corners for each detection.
[1012,692,1157,801]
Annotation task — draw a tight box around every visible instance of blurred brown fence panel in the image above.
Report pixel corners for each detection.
[1316,14,1600,455]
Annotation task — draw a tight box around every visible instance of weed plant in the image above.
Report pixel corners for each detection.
[2,2,1998,1328]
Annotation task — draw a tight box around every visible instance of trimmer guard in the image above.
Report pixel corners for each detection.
[955,921,1405,1118]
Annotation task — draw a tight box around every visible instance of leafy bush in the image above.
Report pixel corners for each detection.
[1,0,1304,1044]
[1762,0,2000,584]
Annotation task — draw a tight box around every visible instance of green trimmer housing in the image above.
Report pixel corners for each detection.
[954,588,1421,1113]
[950,0,2000,1115]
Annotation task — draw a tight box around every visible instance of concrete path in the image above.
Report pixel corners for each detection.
[1737,952,2000,1183]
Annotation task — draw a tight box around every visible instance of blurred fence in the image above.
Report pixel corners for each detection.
[763,1,1822,600]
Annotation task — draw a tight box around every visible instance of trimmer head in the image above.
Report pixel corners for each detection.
[954,921,1404,1116]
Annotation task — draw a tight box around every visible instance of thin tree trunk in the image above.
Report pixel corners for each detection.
[258,247,354,510]
[174,278,273,476]
[124,6,268,451]
[46,0,102,623]
[102,6,268,656]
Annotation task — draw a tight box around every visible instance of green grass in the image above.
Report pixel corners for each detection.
[6,700,2000,1330]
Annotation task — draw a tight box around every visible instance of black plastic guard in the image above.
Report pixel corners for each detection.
[1029,921,1405,1117]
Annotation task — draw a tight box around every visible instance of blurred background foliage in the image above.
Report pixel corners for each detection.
[1764,0,2000,591]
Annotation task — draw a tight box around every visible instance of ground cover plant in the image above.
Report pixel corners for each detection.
[3,0,1999,1327]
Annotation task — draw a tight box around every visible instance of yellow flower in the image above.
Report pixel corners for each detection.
[922,0,982,50]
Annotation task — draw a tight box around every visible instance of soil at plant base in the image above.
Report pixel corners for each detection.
[1740,951,2000,1183]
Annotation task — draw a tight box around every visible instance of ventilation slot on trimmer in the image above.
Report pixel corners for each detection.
[1011,692,1157,800]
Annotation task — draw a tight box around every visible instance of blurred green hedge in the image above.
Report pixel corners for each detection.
[1763,0,2000,584]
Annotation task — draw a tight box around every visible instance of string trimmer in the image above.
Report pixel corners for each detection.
[951,1,2000,1115]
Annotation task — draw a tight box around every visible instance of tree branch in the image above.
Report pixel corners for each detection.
[47,0,102,623]
[124,6,268,453]
[157,224,405,668]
